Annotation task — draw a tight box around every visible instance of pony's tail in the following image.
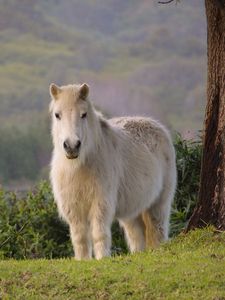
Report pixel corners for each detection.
[141,210,161,249]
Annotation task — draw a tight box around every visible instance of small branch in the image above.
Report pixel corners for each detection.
[0,236,11,249]
[0,221,29,249]
[158,0,175,4]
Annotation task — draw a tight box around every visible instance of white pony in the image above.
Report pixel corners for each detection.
[49,83,176,260]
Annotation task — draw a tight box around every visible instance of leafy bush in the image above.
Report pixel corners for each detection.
[0,136,202,259]
[171,134,202,236]
[0,182,72,259]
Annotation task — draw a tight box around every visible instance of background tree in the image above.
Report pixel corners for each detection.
[187,0,225,230]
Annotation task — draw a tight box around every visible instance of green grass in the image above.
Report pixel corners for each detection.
[0,228,224,300]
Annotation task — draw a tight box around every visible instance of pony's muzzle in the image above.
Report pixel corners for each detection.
[63,139,81,159]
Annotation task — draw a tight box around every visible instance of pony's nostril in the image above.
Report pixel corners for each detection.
[75,140,81,150]
[63,141,70,150]
[64,140,80,156]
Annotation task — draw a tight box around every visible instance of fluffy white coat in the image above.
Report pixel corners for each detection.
[49,83,176,260]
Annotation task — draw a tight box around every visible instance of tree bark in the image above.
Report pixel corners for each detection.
[187,0,225,230]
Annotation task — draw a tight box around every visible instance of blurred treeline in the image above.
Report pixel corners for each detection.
[0,0,206,188]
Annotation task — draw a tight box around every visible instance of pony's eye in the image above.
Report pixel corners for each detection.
[55,113,61,120]
[81,112,87,119]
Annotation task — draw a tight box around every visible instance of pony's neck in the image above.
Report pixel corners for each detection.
[83,107,111,166]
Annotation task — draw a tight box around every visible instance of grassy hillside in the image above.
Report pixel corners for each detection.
[0,228,224,299]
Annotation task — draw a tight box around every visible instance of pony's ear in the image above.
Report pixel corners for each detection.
[49,83,61,100]
[79,83,89,100]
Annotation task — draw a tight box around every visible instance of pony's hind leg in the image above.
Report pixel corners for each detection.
[142,210,161,249]
[119,215,146,252]
[146,184,175,247]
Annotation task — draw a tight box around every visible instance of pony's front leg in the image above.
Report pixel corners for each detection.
[69,221,92,260]
[91,208,113,260]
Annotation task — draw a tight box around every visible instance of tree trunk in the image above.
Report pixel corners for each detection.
[187,0,225,230]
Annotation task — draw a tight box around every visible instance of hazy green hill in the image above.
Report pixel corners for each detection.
[0,0,206,186]
[0,0,206,120]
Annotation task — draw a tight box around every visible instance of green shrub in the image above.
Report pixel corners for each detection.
[0,135,202,259]
[171,134,202,236]
[0,182,72,259]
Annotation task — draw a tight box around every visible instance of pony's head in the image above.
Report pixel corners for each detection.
[49,83,96,161]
